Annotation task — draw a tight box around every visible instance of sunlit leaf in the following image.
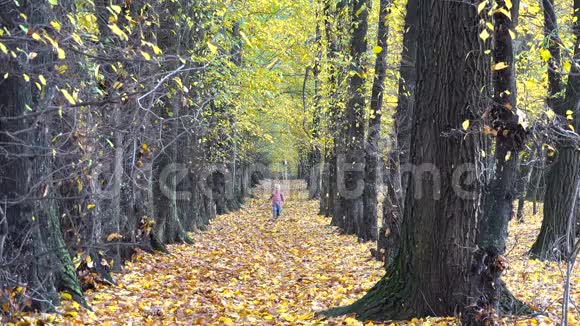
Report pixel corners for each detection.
[57,48,66,59]
[492,62,509,71]
[108,24,128,41]
[141,50,151,60]
[494,8,511,20]
[505,0,513,10]
[59,292,72,300]
[106,233,123,242]
[50,20,61,32]
[462,120,470,130]
[477,0,487,14]
[480,29,490,41]
[110,5,122,14]
[60,89,76,105]
[239,31,253,48]
[207,42,218,54]
[540,49,551,62]
[505,151,511,161]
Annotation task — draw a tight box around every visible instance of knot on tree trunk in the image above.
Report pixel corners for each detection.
[483,106,527,151]
[464,248,509,326]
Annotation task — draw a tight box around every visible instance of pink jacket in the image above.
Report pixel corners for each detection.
[271,191,284,205]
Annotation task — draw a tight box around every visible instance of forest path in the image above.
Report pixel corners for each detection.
[58,180,384,325]
[37,180,578,325]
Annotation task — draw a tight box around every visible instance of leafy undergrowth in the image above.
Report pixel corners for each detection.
[15,182,579,325]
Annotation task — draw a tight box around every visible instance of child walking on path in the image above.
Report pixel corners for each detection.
[270,184,285,218]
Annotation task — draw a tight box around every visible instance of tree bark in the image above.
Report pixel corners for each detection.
[0,1,84,310]
[325,0,490,319]
[321,0,347,222]
[376,0,418,262]
[531,0,580,260]
[464,1,527,322]
[335,0,369,236]
[309,11,323,200]
[394,0,418,207]
[362,0,391,242]
[153,1,193,245]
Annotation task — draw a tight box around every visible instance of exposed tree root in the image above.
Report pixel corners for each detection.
[322,267,532,323]
[529,242,563,261]
[149,233,169,254]
[198,224,209,232]
[499,281,533,315]
[321,263,411,321]
[177,231,194,245]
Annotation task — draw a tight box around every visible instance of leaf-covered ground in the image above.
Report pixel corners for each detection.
[21,181,580,325]
[503,203,580,325]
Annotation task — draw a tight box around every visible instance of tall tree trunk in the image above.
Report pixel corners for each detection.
[465,1,527,322]
[93,0,134,275]
[0,76,84,311]
[325,1,489,319]
[321,0,347,222]
[227,20,244,211]
[155,100,193,244]
[531,0,580,260]
[576,191,580,237]
[309,11,323,200]
[335,0,369,236]
[0,1,84,310]
[153,1,193,245]
[394,0,418,207]
[376,0,418,262]
[362,0,391,242]
[176,131,196,233]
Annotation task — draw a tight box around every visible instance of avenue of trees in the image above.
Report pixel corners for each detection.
[298,0,580,323]
[0,0,307,316]
[1,0,579,324]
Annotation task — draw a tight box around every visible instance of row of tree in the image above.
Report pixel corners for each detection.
[0,0,269,317]
[300,0,580,323]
